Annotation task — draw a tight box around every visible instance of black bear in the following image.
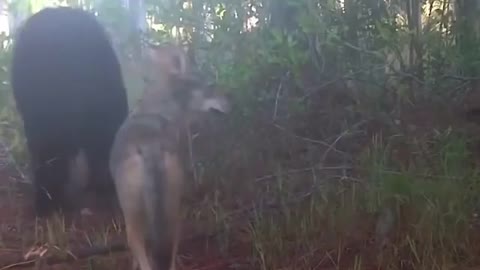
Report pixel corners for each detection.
[10,7,129,217]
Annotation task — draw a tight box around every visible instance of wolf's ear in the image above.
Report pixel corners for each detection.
[145,43,188,77]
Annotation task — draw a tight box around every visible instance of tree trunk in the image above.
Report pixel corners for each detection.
[269,0,298,32]
[406,0,423,94]
[344,0,360,68]
[455,0,480,90]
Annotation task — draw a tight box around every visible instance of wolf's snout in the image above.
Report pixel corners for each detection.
[204,96,231,114]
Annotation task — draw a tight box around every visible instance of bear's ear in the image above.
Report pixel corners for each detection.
[145,43,188,77]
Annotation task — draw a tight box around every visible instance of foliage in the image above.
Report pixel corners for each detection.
[3,0,480,269]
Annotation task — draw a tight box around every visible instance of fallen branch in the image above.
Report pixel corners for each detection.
[0,241,126,269]
[0,231,220,269]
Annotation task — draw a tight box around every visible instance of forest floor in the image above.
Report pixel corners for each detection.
[2,89,480,269]
[0,165,254,270]
[0,168,380,270]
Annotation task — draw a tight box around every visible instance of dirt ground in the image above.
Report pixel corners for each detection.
[0,135,391,270]
[0,164,254,270]
[2,89,480,269]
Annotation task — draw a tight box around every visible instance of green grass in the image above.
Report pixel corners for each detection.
[2,122,479,269]
[0,42,479,269]
[1,91,480,269]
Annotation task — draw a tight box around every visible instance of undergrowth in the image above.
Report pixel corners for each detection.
[1,0,480,269]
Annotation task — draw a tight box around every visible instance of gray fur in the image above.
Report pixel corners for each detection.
[110,44,229,270]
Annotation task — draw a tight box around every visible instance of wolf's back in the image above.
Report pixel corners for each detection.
[111,115,182,270]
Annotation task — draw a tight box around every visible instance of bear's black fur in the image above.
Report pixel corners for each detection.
[10,7,129,217]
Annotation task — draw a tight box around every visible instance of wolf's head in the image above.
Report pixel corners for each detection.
[142,43,230,120]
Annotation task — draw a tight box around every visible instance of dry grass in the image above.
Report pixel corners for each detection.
[2,94,480,269]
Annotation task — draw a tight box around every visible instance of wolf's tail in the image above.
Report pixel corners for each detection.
[140,145,176,270]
